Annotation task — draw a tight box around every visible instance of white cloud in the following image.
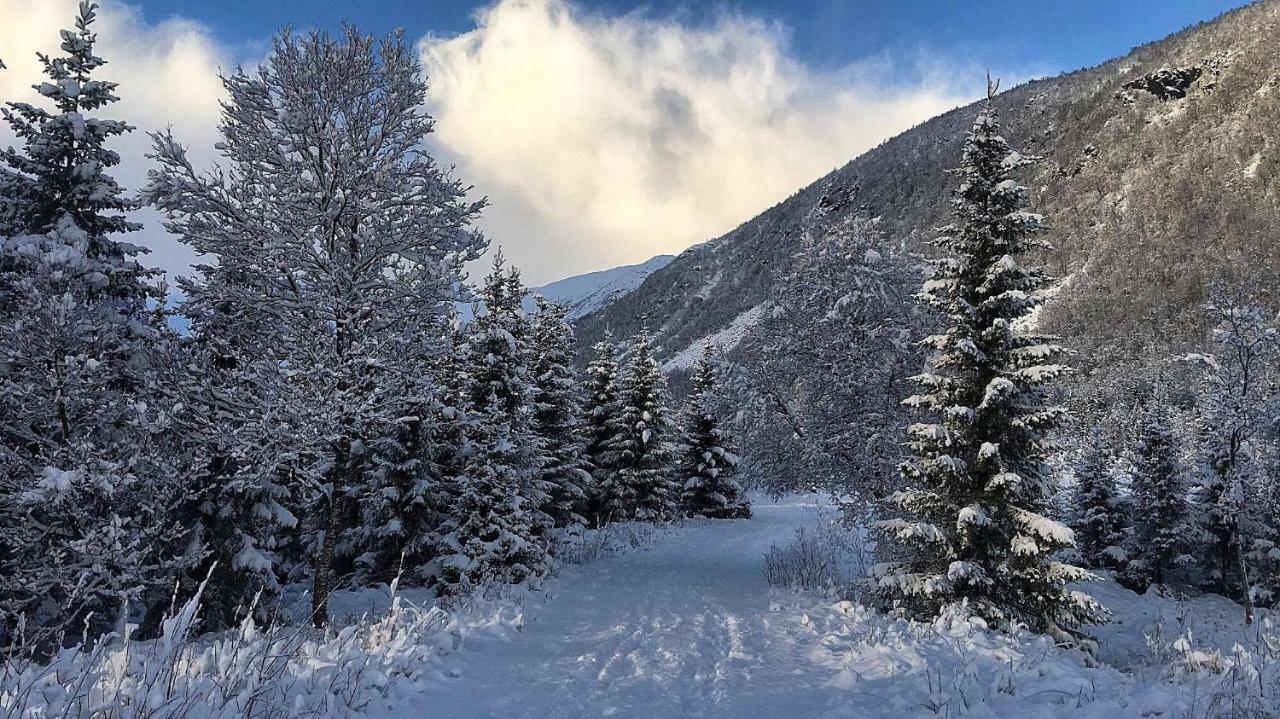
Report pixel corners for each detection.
[419,0,973,284]
[0,0,229,281]
[2,0,980,288]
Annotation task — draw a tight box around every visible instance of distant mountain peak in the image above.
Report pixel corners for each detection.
[529,255,675,320]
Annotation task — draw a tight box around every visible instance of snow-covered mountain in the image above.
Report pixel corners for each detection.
[576,0,1280,382]
[456,254,673,322]
[527,254,674,320]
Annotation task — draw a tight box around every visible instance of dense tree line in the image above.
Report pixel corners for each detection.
[0,5,747,652]
[1060,287,1280,623]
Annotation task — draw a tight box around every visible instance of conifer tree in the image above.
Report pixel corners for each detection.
[352,310,461,587]
[598,331,679,522]
[0,2,187,645]
[159,291,304,632]
[1070,428,1126,570]
[433,255,550,595]
[679,345,749,518]
[583,334,624,525]
[529,298,593,528]
[1122,403,1189,590]
[871,85,1103,638]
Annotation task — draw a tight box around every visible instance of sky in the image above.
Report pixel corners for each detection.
[0,0,1252,286]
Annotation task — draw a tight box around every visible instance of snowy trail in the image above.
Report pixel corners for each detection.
[418,496,847,718]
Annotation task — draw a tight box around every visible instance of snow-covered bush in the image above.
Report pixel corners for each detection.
[557,522,658,566]
[764,520,869,592]
[1144,623,1280,717]
[0,576,518,718]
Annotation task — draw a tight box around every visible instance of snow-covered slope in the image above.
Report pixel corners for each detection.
[457,254,674,323]
[528,254,674,320]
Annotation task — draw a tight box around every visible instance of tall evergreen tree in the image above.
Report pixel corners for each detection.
[433,255,550,595]
[159,289,304,632]
[583,334,624,526]
[1121,402,1189,590]
[0,2,187,646]
[871,85,1103,638]
[598,331,679,522]
[679,345,749,519]
[1070,428,1126,570]
[351,309,461,587]
[529,297,593,528]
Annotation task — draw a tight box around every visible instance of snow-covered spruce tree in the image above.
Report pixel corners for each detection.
[154,283,307,633]
[433,255,550,596]
[1069,428,1127,570]
[679,345,749,519]
[1185,288,1278,623]
[1249,443,1280,607]
[351,308,463,587]
[1120,401,1190,591]
[0,3,189,647]
[597,331,679,522]
[583,334,624,526]
[145,27,485,626]
[529,297,593,528]
[745,189,921,499]
[870,87,1104,638]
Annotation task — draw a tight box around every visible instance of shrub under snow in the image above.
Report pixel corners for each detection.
[0,576,521,718]
[764,519,871,592]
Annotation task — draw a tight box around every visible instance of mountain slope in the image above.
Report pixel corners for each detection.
[531,254,674,320]
[456,254,673,322]
[575,0,1280,374]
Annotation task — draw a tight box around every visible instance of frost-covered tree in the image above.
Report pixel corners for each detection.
[145,27,485,625]
[1185,288,1278,622]
[1248,443,1280,607]
[157,293,305,632]
[529,297,593,528]
[349,308,463,587]
[583,334,624,526]
[0,3,139,244]
[745,192,921,499]
[871,87,1104,638]
[680,345,749,519]
[0,2,187,647]
[598,331,679,522]
[433,256,550,595]
[1069,428,1126,570]
[1121,402,1190,591]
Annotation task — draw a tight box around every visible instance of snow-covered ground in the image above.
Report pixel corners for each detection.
[7,495,1279,718]
[387,495,1280,718]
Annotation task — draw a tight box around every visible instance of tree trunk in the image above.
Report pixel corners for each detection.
[1235,519,1255,625]
[310,439,349,628]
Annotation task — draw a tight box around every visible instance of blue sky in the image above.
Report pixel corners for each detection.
[128,0,1250,82]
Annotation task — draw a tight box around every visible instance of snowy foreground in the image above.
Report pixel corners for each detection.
[6,496,1279,718]
[410,496,1277,718]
